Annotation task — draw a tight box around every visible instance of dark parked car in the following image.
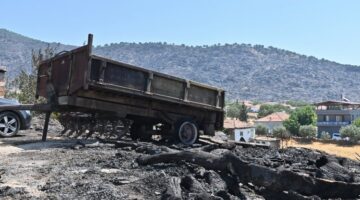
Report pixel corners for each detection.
[0,98,31,137]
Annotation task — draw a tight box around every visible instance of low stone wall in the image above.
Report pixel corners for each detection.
[254,137,280,148]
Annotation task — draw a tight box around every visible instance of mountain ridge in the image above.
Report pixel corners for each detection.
[1,28,359,102]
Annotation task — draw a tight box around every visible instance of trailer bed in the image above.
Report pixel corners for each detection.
[36,34,225,142]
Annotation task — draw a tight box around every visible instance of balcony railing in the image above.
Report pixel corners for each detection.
[317,121,350,126]
[316,110,352,115]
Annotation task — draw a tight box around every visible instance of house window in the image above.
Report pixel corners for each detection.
[336,115,343,122]
[325,115,330,122]
[240,132,243,136]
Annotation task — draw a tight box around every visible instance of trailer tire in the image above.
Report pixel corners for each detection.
[176,120,198,145]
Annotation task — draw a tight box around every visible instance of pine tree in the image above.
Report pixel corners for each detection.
[239,102,248,122]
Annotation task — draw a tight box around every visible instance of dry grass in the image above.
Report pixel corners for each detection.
[287,139,360,160]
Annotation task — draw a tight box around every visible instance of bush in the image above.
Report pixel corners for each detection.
[296,106,317,126]
[258,104,291,118]
[340,125,360,142]
[273,126,291,149]
[239,103,248,122]
[226,102,241,118]
[319,131,331,140]
[353,118,360,128]
[273,126,290,139]
[299,125,317,138]
[284,106,317,136]
[283,118,300,136]
[256,125,268,136]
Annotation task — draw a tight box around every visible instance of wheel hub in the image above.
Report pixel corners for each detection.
[178,121,198,145]
[0,115,17,136]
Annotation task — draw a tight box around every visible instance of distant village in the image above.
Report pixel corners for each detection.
[223,98,360,146]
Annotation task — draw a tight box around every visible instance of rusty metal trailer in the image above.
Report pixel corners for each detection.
[7,34,225,144]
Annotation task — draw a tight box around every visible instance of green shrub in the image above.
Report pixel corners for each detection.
[258,104,291,118]
[273,126,290,139]
[239,103,248,122]
[256,125,268,136]
[273,126,290,149]
[319,131,331,140]
[340,125,360,142]
[283,118,300,136]
[353,118,360,128]
[226,102,241,118]
[284,106,317,136]
[299,125,317,138]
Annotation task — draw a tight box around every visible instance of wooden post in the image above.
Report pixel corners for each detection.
[42,112,51,141]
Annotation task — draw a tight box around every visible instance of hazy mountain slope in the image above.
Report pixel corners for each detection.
[0,29,73,77]
[1,28,360,102]
[94,43,360,102]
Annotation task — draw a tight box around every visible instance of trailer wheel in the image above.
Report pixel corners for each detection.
[177,121,198,145]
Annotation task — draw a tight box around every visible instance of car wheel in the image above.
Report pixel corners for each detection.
[0,112,20,137]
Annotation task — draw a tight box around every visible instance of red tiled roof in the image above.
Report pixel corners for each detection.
[255,112,289,122]
[224,118,253,129]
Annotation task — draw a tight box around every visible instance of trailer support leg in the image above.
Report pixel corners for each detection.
[42,112,52,142]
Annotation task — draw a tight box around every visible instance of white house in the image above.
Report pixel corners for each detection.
[224,118,255,142]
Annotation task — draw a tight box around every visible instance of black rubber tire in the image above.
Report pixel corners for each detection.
[0,111,20,137]
[175,120,199,145]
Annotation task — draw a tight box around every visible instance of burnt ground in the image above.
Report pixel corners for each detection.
[0,119,359,199]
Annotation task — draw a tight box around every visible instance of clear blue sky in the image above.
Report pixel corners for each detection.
[1,0,360,65]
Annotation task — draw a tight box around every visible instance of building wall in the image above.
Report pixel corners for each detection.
[229,127,256,142]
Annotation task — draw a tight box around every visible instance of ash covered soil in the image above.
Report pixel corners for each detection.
[0,120,359,199]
